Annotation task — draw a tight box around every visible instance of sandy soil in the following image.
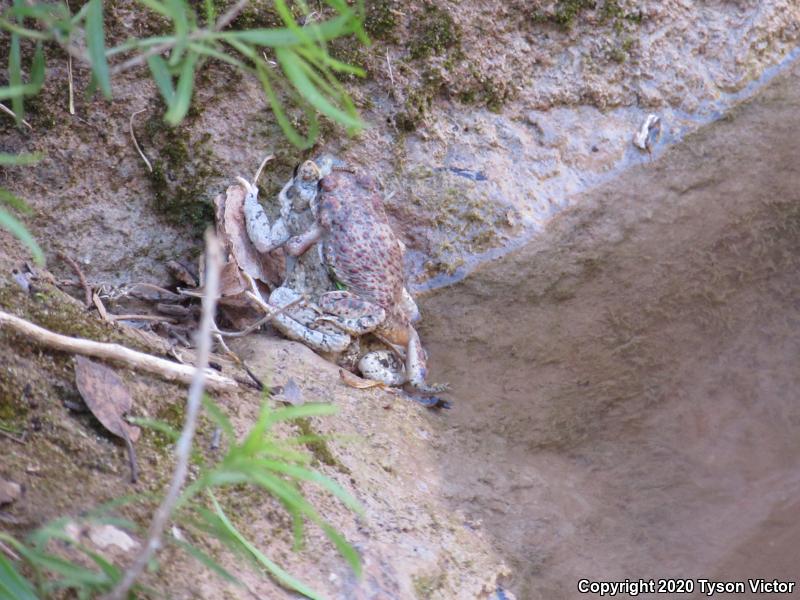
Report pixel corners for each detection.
[418,53,800,599]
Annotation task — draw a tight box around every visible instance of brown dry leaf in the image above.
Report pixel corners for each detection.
[339,369,387,389]
[165,260,198,287]
[214,185,284,288]
[74,356,140,443]
[74,356,140,482]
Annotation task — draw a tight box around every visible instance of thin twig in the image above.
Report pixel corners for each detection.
[67,55,75,115]
[212,296,302,338]
[386,49,395,88]
[57,251,92,307]
[0,540,21,561]
[108,0,246,76]
[252,153,274,186]
[106,230,223,600]
[124,434,138,484]
[0,102,33,129]
[0,310,237,391]
[129,109,152,172]
[92,292,111,322]
[111,314,178,324]
[0,428,26,444]
[213,0,249,31]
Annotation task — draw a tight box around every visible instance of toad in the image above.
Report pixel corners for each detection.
[286,167,447,394]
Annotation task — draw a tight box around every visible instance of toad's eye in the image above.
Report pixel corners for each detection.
[320,177,337,192]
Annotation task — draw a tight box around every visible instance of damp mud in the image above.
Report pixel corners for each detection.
[417,48,800,599]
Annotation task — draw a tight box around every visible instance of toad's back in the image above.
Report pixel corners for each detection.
[318,170,405,312]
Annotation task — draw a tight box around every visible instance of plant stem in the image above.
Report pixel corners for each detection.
[104,230,222,600]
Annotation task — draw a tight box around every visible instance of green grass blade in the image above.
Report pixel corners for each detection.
[135,0,172,19]
[128,416,180,441]
[188,41,249,72]
[107,35,174,57]
[0,552,38,600]
[9,32,23,122]
[0,207,44,264]
[258,460,363,514]
[296,44,364,76]
[264,403,339,426]
[275,48,362,130]
[320,523,361,576]
[201,394,234,440]
[86,0,112,98]
[164,51,198,125]
[209,492,324,600]
[217,14,357,47]
[171,538,239,584]
[0,152,42,166]
[29,43,45,87]
[146,54,175,105]
[0,188,32,213]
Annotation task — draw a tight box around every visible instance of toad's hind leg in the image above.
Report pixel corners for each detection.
[269,287,351,353]
[315,291,386,336]
[405,326,449,394]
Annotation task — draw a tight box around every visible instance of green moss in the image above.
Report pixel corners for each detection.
[413,571,447,599]
[409,4,460,60]
[144,118,218,236]
[0,284,148,349]
[294,417,349,474]
[364,0,398,40]
[535,0,596,30]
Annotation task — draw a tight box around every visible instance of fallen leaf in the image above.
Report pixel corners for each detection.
[215,185,284,288]
[0,478,22,505]
[338,369,387,390]
[165,259,198,287]
[74,356,140,483]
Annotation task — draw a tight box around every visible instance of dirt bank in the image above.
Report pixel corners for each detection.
[418,52,800,599]
[2,1,800,598]
[2,1,799,284]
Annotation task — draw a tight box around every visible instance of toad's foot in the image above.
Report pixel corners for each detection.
[358,349,406,387]
[269,286,351,353]
[315,290,386,336]
[406,326,449,394]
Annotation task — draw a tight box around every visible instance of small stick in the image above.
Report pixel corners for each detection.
[111,314,178,324]
[57,251,92,307]
[0,540,21,561]
[123,433,138,484]
[107,230,223,600]
[212,296,302,338]
[252,153,274,186]
[0,102,32,129]
[0,428,26,444]
[0,310,237,391]
[213,331,263,390]
[67,55,75,115]
[386,49,395,88]
[92,292,110,322]
[129,109,153,173]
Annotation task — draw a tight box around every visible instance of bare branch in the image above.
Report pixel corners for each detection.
[0,310,237,391]
[129,109,153,172]
[105,230,224,600]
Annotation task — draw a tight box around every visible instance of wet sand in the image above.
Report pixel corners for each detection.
[418,55,800,598]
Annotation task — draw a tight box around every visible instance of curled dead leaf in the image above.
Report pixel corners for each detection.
[74,356,140,483]
[214,184,284,288]
[339,368,387,390]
